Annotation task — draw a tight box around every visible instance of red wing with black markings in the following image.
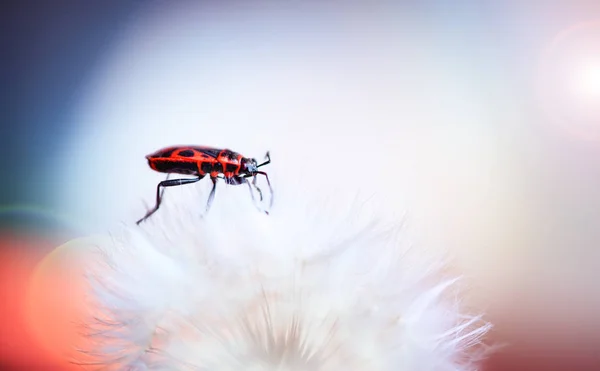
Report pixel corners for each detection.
[189,146,223,159]
[146,146,224,161]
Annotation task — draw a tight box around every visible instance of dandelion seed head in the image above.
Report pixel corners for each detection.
[78,182,491,370]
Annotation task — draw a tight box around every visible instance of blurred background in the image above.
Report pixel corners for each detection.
[2,0,600,369]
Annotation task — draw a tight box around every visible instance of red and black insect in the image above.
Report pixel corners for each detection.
[136,145,273,225]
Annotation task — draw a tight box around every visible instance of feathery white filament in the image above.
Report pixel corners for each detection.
[78,182,491,370]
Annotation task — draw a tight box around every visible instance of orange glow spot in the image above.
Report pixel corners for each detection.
[26,237,100,369]
[25,234,140,371]
[0,233,77,369]
[0,232,112,369]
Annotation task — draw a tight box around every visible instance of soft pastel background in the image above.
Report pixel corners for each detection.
[2,1,600,370]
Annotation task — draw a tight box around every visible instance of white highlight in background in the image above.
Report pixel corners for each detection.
[537,21,600,139]
[574,62,600,101]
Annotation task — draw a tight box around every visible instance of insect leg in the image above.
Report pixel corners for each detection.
[232,175,268,212]
[136,176,202,225]
[158,173,171,201]
[251,175,264,202]
[239,174,269,214]
[255,171,274,209]
[205,177,219,212]
[244,177,267,213]
[245,180,257,202]
[142,173,171,211]
[240,174,263,201]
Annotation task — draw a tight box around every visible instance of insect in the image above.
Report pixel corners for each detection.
[136,145,273,225]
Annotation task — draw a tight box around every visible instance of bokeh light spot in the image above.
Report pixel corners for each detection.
[574,62,600,100]
[537,20,600,141]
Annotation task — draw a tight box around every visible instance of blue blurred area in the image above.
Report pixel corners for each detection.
[1,0,143,227]
[0,205,86,238]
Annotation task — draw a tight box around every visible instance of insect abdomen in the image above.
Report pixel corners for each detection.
[149,159,200,175]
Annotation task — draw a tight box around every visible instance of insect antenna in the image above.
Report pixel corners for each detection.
[257,151,271,168]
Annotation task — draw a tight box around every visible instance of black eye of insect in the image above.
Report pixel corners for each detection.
[136,146,273,225]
